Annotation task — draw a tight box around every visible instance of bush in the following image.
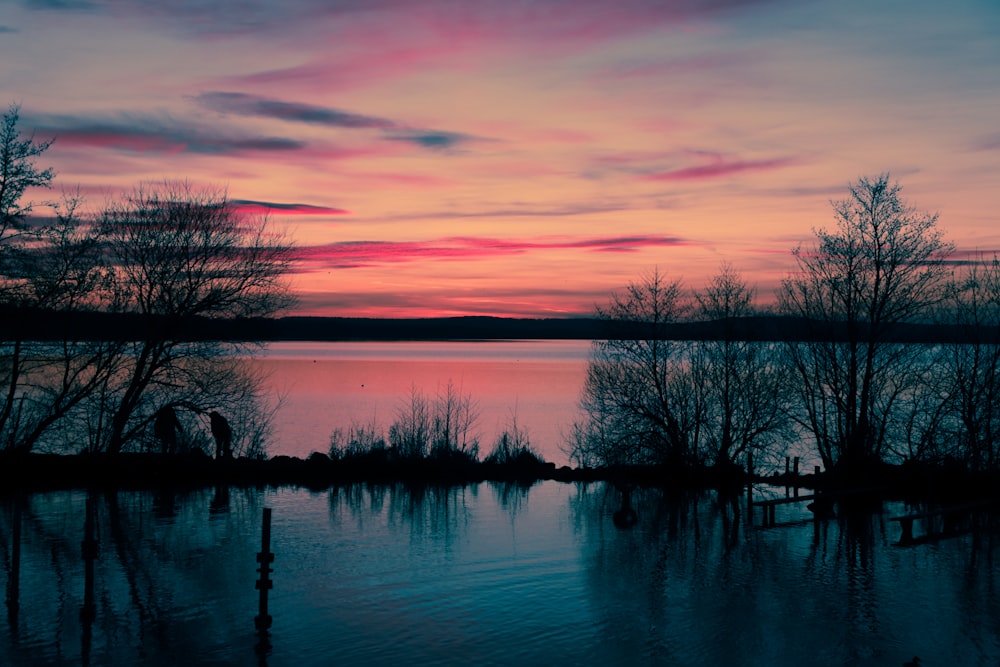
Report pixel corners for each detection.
[484,414,543,466]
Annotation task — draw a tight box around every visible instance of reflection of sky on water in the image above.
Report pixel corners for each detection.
[261,341,593,362]
[256,341,590,465]
[1,484,998,666]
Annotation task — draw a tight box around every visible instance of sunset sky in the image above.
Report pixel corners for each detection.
[3,0,998,318]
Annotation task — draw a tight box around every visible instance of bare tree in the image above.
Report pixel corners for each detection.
[778,174,952,475]
[0,103,54,241]
[92,181,295,454]
[572,269,704,468]
[430,379,479,460]
[937,254,1000,470]
[0,110,122,452]
[695,263,789,467]
[486,408,537,465]
[389,384,432,459]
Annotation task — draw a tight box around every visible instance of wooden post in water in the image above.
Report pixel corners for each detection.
[746,452,754,524]
[793,457,800,497]
[80,494,99,667]
[6,497,22,625]
[784,456,791,497]
[81,495,98,622]
[255,507,274,633]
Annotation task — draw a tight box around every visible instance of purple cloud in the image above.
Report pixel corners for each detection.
[27,112,303,155]
[643,156,796,181]
[195,91,482,151]
[971,133,1000,151]
[230,199,350,216]
[195,92,397,129]
[384,130,478,150]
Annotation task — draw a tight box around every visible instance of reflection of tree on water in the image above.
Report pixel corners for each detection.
[569,484,731,663]
[612,482,638,529]
[0,489,263,665]
[490,480,534,516]
[328,483,475,547]
[567,484,1000,665]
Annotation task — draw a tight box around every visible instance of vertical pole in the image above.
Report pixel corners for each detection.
[255,508,274,633]
[6,497,22,628]
[784,455,791,497]
[746,451,754,525]
[793,457,800,497]
[80,493,98,666]
[81,495,98,622]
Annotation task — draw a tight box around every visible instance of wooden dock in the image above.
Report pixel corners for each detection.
[752,493,822,527]
[750,486,882,527]
[889,499,1000,544]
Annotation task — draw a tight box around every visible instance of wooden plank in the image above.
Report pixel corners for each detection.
[752,494,818,508]
[889,498,1000,523]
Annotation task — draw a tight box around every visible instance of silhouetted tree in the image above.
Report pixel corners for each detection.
[0,103,53,242]
[0,200,123,452]
[485,408,538,465]
[778,174,952,475]
[92,181,294,454]
[571,269,704,468]
[937,253,1000,470]
[389,384,432,459]
[430,379,479,460]
[0,109,124,452]
[695,263,789,467]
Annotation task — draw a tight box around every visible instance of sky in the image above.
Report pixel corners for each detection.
[2,0,999,318]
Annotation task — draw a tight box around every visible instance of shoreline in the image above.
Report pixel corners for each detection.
[1,452,997,503]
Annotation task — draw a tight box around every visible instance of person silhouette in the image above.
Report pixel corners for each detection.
[209,411,233,459]
[153,406,182,455]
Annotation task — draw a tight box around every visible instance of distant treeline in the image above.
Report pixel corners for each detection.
[3,307,995,344]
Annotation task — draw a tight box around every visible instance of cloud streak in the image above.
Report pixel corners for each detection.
[371,202,633,222]
[195,91,483,150]
[27,112,304,155]
[294,234,688,269]
[230,199,350,216]
[384,130,479,150]
[20,0,779,40]
[195,92,396,129]
[643,156,796,181]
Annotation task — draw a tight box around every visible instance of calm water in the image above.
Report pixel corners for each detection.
[2,483,998,666]
[257,341,591,465]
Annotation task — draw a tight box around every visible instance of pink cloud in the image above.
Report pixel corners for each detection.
[341,172,459,188]
[230,200,350,216]
[643,156,796,181]
[293,234,688,269]
[221,41,468,94]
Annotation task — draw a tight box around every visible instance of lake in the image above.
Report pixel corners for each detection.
[2,483,997,666]
[257,341,592,466]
